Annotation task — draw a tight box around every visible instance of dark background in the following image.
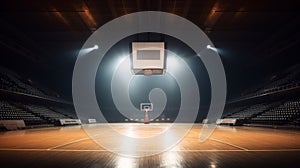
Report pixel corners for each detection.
[0,0,298,102]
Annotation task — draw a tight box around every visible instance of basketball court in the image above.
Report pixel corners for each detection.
[0,124,299,168]
[0,1,299,168]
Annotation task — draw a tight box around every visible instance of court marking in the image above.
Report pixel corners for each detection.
[210,138,249,151]
[47,137,90,150]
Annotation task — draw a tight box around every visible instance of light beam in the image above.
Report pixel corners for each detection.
[206,44,218,52]
[80,44,99,55]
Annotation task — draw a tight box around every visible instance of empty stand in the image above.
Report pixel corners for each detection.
[239,64,300,99]
[25,104,71,124]
[0,66,67,102]
[250,100,300,125]
[225,104,271,120]
[0,67,76,129]
[223,100,300,126]
[49,106,77,119]
[0,101,47,126]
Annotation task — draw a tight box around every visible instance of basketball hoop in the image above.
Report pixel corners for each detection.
[140,103,153,124]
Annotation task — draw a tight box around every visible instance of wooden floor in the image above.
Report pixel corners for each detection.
[0,124,299,168]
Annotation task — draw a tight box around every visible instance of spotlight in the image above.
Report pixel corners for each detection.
[206,44,218,52]
[80,44,99,55]
[93,45,99,50]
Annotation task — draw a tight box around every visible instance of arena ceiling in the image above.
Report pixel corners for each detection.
[0,0,298,97]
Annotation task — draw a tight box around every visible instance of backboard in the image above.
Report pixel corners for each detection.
[131,42,165,75]
[140,103,153,111]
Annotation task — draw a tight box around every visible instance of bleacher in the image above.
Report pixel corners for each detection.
[225,104,272,120]
[250,100,300,125]
[222,106,248,117]
[222,99,300,126]
[6,73,46,97]
[0,101,47,126]
[222,64,300,127]
[25,104,70,124]
[49,106,77,119]
[0,66,66,102]
[0,67,78,129]
[239,64,300,99]
[0,71,26,93]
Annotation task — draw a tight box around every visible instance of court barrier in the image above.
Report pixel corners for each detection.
[216,118,239,126]
[88,118,97,124]
[59,119,81,126]
[0,120,26,130]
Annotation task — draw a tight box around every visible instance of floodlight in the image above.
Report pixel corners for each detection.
[206,44,218,52]
[93,44,99,50]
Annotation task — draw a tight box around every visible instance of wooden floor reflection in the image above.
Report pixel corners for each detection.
[0,124,299,168]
